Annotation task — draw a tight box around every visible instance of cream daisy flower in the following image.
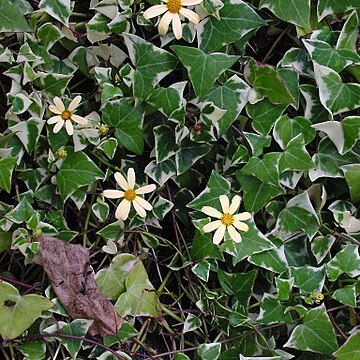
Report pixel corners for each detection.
[143,0,202,40]
[103,168,156,221]
[201,195,251,245]
[47,96,88,136]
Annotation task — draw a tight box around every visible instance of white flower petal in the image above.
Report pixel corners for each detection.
[53,97,65,111]
[47,115,62,125]
[127,168,136,189]
[143,4,168,19]
[53,119,65,133]
[203,220,222,233]
[158,11,173,36]
[233,220,249,232]
[103,190,124,199]
[233,212,252,221]
[182,0,203,5]
[114,172,129,190]
[201,206,222,219]
[71,114,88,125]
[134,196,152,211]
[68,95,82,111]
[115,199,131,220]
[65,120,73,135]
[213,224,226,245]
[133,200,147,218]
[49,105,62,114]
[179,8,200,24]
[229,195,241,214]
[136,184,156,195]
[172,13,182,39]
[228,225,242,243]
[219,195,230,213]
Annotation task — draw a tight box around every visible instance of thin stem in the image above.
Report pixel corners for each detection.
[262,25,291,63]
[0,275,38,290]
[328,312,348,340]
[83,185,97,247]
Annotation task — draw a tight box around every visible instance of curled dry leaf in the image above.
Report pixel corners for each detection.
[39,236,122,336]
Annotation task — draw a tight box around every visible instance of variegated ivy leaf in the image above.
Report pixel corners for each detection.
[278,68,300,109]
[197,342,221,360]
[154,125,180,163]
[290,265,326,293]
[202,0,224,18]
[341,164,360,204]
[257,293,293,324]
[101,98,144,154]
[311,235,335,264]
[314,63,360,116]
[312,117,360,155]
[197,0,265,52]
[92,199,109,223]
[336,10,359,52]
[9,118,46,153]
[171,46,239,101]
[36,23,63,50]
[260,0,311,29]
[275,191,319,238]
[98,138,118,160]
[124,33,177,99]
[0,0,31,32]
[284,305,338,353]
[309,138,360,181]
[280,47,313,78]
[0,46,14,63]
[317,0,360,21]
[332,285,357,307]
[275,277,294,301]
[244,59,293,105]
[205,74,250,136]
[183,313,202,333]
[144,159,176,186]
[326,244,360,281]
[303,39,360,72]
[38,73,73,97]
[152,196,173,220]
[0,157,17,193]
[39,0,71,27]
[91,0,119,19]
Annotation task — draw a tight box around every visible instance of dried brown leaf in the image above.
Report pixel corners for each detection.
[39,236,122,336]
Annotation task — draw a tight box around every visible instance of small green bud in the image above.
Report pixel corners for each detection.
[98,124,109,136]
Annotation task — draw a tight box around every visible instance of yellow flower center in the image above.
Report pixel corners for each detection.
[166,0,182,13]
[221,213,234,227]
[124,189,136,201]
[61,109,72,120]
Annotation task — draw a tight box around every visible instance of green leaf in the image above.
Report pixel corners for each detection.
[123,33,177,99]
[115,260,159,317]
[98,138,118,160]
[205,75,250,136]
[171,45,239,101]
[175,138,211,175]
[314,63,360,116]
[191,261,211,282]
[44,319,93,358]
[290,265,325,293]
[18,341,46,360]
[236,172,284,213]
[144,159,177,186]
[275,277,294,301]
[336,10,359,51]
[183,313,202,333]
[332,285,357,307]
[310,138,360,181]
[284,305,338,353]
[247,99,286,136]
[56,152,104,199]
[197,0,265,52]
[6,197,35,224]
[276,192,319,236]
[39,0,71,26]
[257,294,293,324]
[97,220,124,240]
[191,230,224,261]
[0,0,31,32]
[0,157,17,193]
[154,125,180,163]
[102,98,144,154]
[273,115,316,149]
[279,134,314,172]
[249,245,288,273]
[37,22,63,49]
[0,232,11,254]
[334,331,360,360]
[218,269,257,309]
[341,164,360,203]
[312,116,360,155]
[260,0,311,28]
[326,244,360,281]
[96,254,138,300]
[198,343,221,360]
[0,281,53,339]
[245,59,293,105]
[317,0,360,21]
[188,171,230,211]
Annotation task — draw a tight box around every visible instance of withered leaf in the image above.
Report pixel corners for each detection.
[39,236,122,336]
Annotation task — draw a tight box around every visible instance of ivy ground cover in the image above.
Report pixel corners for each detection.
[0,0,360,359]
